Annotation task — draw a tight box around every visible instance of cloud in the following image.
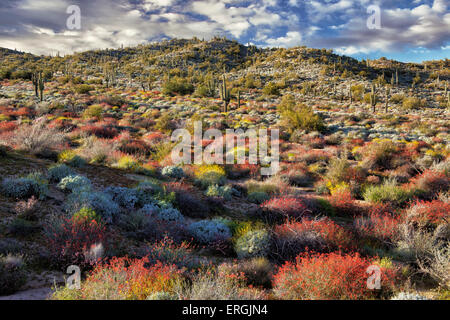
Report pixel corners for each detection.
[264,31,302,47]
[0,0,447,60]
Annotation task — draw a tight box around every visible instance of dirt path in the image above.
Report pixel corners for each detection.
[0,287,53,300]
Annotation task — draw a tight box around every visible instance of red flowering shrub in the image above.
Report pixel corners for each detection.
[406,200,450,226]
[44,216,106,269]
[81,125,118,138]
[411,170,450,199]
[355,207,402,244]
[261,197,310,223]
[119,140,151,156]
[272,218,354,261]
[59,257,183,300]
[328,189,361,216]
[273,252,399,300]
[0,121,17,133]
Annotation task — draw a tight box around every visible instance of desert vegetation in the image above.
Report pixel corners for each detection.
[0,38,448,300]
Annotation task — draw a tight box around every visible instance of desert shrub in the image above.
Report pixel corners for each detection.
[175,269,265,300]
[47,164,75,183]
[1,176,46,199]
[405,200,450,227]
[391,292,430,300]
[162,77,194,96]
[58,175,92,193]
[14,196,40,220]
[83,104,103,119]
[393,209,448,265]
[328,188,360,216]
[161,166,184,179]
[171,189,210,219]
[263,82,281,96]
[0,238,23,255]
[104,186,139,210]
[0,255,27,295]
[58,150,86,167]
[144,236,202,270]
[281,102,325,134]
[363,179,412,206]
[140,213,188,243]
[115,155,140,171]
[260,197,310,223]
[358,139,401,171]
[218,257,273,289]
[188,219,232,244]
[411,169,450,200]
[81,125,118,139]
[194,164,226,188]
[272,218,353,262]
[11,119,65,156]
[134,180,165,205]
[325,157,365,187]
[248,191,270,204]
[65,190,120,223]
[234,229,271,259]
[43,215,105,269]
[154,207,185,224]
[390,94,404,104]
[205,184,233,200]
[354,207,402,245]
[72,207,103,225]
[146,291,178,300]
[7,217,38,236]
[53,257,182,300]
[402,97,423,110]
[417,243,450,289]
[273,252,399,300]
[75,84,93,95]
[245,178,284,195]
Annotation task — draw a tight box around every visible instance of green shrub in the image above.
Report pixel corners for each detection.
[234,229,271,259]
[162,77,194,96]
[73,207,103,225]
[402,97,423,110]
[363,179,412,206]
[83,104,103,119]
[248,191,270,204]
[75,84,93,94]
[205,185,233,200]
[263,82,281,96]
[48,164,75,182]
[279,95,325,133]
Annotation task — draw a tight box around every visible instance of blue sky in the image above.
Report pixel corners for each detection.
[0,0,449,62]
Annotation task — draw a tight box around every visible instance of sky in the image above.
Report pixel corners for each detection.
[0,0,449,62]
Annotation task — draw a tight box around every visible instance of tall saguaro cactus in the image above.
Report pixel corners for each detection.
[220,75,231,113]
[206,76,217,98]
[237,89,241,108]
[38,72,44,102]
[31,71,39,97]
[370,83,377,113]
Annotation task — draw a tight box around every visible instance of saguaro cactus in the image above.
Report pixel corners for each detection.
[219,75,230,113]
[206,76,217,98]
[370,83,377,113]
[237,89,241,108]
[38,72,44,102]
[31,71,39,97]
